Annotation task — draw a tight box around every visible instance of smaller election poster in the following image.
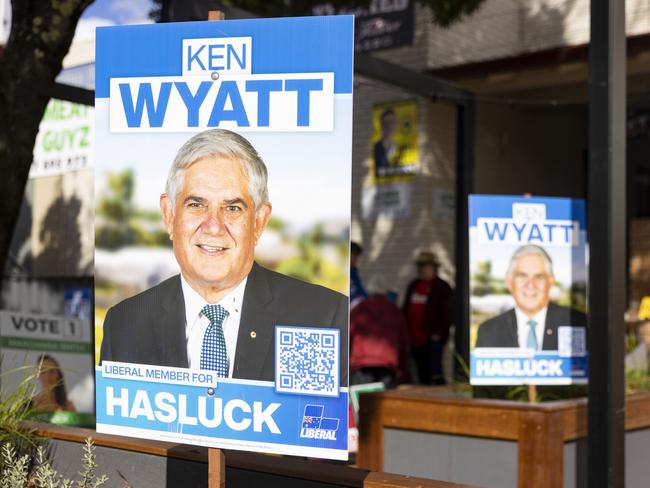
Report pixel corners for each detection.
[31,99,94,178]
[370,100,419,184]
[469,195,588,385]
[0,309,94,413]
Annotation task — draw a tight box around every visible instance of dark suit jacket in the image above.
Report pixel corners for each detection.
[100,263,349,385]
[475,303,587,350]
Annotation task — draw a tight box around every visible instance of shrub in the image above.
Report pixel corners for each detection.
[0,438,108,488]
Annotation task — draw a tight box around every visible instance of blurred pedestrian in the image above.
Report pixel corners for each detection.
[350,241,368,308]
[350,275,410,388]
[403,251,453,385]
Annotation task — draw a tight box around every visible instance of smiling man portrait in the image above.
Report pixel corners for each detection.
[99,129,348,383]
[475,244,586,350]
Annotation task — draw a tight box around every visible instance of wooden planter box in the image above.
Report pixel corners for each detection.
[30,422,482,488]
[357,387,650,488]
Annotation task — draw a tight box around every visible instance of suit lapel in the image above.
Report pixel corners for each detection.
[542,303,558,350]
[234,264,275,380]
[158,275,189,368]
[504,309,519,347]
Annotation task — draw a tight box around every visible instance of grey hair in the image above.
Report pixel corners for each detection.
[165,129,269,210]
[506,245,554,277]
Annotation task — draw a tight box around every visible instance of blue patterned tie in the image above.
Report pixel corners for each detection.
[200,304,229,377]
[526,319,538,350]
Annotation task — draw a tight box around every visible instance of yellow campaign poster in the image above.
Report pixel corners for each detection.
[371,100,419,184]
[639,296,650,320]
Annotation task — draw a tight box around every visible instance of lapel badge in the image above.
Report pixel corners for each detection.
[546,329,553,335]
[250,331,257,339]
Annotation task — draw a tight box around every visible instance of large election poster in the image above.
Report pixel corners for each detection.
[469,195,588,385]
[94,17,353,459]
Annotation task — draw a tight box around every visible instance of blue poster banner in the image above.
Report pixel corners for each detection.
[469,195,588,385]
[94,16,352,460]
[96,363,348,459]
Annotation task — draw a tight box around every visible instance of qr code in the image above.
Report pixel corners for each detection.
[275,326,340,397]
[558,326,586,357]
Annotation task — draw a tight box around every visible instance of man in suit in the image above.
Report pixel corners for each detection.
[100,129,348,384]
[475,245,586,349]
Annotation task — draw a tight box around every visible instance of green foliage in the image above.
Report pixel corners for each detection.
[471,260,493,296]
[471,383,588,402]
[0,444,30,488]
[274,224,348,293]
[625,333,640,354]
[423,0,485,27]
[97,170,134,222]
[266,216,287,232]
[625,334,650,394]
[96,170,136,250]
[77,439,108,488]
[471,260,507,296]
[32,447,67,488]
[557,281,587,313]
[96,169,171,250]
[0,439,107,488]
[0,365,40,451]
[626,366,650,394]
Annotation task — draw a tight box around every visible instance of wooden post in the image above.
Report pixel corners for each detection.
[208,448,226,488]
[357,394,384,471]
[517,410,564,488]
[205,9,226,487]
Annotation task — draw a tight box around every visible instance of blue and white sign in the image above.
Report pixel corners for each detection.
[95,16,352,460]
[469,195,588,385]
[97,18,352,133]
[64,288,92,320]
[96,363,347,459]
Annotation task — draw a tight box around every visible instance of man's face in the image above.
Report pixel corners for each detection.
[160,156,271,302]
[417,263,436,281]
[505,254,554,317]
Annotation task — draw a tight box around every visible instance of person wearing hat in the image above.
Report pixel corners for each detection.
[402,251,453,385]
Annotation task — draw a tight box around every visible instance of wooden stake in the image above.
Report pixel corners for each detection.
[206,10,227,487]
[208,449,226,488]
[527,384,538,403]
[208,10,225,21]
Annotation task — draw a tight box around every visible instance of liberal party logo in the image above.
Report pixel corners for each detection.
[300,405,339,440]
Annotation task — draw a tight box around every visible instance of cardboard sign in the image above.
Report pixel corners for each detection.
[94,16,353,460]
[469,195,588,385]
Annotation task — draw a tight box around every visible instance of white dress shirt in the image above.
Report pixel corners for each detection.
[181,275,247,377]
[515,307,548,350]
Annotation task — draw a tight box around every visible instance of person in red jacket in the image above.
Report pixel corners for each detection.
[403,251,453,385]
[350,275,410,388]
